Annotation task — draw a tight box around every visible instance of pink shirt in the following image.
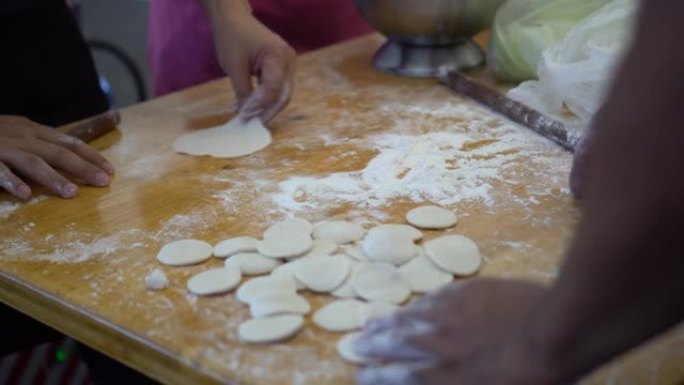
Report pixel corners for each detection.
[148,0,371,96]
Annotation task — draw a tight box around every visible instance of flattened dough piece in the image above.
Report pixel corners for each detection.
[337,332,374,364]
[343,245,368,262]
[263,218,313,238]
[238,314,304,344]
[399,256,454,293]
[312,221,365,245]
[145,268,169,290]
[299,239,338,258]
[313,299,365,332]
[224,252,281,275]
[293,255,350,292]
[249,292,311,318]
[352,263,411,304]
[367,224,423,242]
[270,259,307,290]
[213,236,258,258]
[359,302,400,325]
[406,205,458,229]
[257,231,312,259]
[173,117,271,158]
[157,239,213,266]
[361,229,418,265]
[187,266,241,296]
[331,259,363,299]
[424,234,482,276]
[236,275,298,304]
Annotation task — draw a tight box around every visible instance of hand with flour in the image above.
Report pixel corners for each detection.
[202,0,296,123]
[0,116,114,199]
[354,279,557,385]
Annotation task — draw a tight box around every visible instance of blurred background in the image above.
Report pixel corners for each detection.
[76,0,151,108]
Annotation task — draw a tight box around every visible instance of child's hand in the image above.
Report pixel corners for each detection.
[0,115,115,199]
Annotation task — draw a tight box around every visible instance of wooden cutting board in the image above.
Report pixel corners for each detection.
[0,34,681,385]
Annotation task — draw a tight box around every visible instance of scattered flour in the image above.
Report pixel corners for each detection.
[319,133,349,147]
[0,229,147,263]
[29,195,49,204]
[0,201,21,219]
[0,195,47,219]
[268,128,566,214]
[153,213,213,242]
[122,154,168,180]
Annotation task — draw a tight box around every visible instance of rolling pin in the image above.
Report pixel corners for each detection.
[58,109,121,143]
[438,68,577,152]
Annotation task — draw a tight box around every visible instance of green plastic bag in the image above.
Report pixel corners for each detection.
[508,0,636,131]
[487,0,612,83]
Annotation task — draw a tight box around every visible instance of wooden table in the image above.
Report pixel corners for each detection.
[1,35,682,385]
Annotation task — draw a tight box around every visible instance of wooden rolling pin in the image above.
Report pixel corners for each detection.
[438,69,576,152]
[58,109,120,143]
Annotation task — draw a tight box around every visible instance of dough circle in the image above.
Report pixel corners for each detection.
[300,239,339,258]
[399,256,454,294]
[157,239,213,266]
[331,259,362,299]
[257,231,313,259]
[263,218,313,239]
[312,221,365,245]
[293,256,351,292]
[270,259,307,290]
[236,275,298,304]
[359,302,399,325]
[424,234,482,276]
[313,299,365,332]
[337,332,373,364]
[187,266,242,296]
[361,229,418,265]
[224,252,281,275]
[213,236,258,258]
[238,314,304,344]
[249,292,311,318]
[343,245,368,262]
[352,263,411,304]
[405,205,458,229]
[173,117,272,158]
[367,224,423,241]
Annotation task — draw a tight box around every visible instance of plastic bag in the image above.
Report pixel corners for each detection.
[507,0,636,130]
[487,0,612,83]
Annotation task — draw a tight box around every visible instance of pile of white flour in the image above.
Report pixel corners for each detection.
[266,126,566,214]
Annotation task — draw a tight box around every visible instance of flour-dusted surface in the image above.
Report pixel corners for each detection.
[1,36,682,385]
[268,108,568,214]
[0,195,47,219]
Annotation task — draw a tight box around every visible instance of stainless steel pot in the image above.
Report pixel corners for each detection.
[355,0,505,76]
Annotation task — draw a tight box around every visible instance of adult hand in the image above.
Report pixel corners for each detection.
[0,116,114,199]
[354,279,560,385]
[207,2,296,123]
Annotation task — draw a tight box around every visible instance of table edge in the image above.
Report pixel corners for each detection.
[0,270,230,385]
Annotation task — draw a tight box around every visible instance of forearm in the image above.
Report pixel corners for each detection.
[529,1,684,382]
[200,0,252,25]
[536,196,684,382]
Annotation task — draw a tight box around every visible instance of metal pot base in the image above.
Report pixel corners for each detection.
[372,39,484,77]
